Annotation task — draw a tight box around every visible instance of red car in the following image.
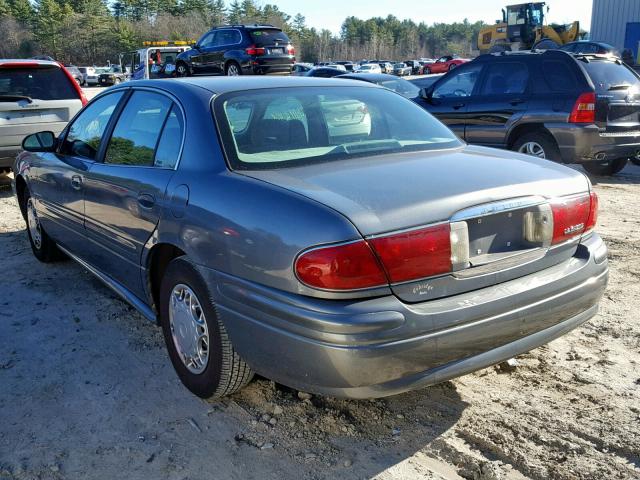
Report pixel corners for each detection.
[423,55,469,74]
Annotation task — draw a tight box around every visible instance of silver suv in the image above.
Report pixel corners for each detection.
[0,59,86,173]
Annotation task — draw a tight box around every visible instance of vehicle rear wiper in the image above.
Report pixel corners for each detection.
[0,94,33,103]
[608,83,633,91]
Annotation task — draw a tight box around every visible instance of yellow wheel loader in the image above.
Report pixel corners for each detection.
[477,2,584,54]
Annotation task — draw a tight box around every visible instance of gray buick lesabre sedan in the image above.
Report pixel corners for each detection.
[13,77,608,399]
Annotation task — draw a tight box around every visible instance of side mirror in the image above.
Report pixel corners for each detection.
[420,87,434,101]
[22,131,56,152]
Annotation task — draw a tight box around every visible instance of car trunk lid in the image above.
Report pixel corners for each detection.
[581,57,640,134]
[241,145,591,302]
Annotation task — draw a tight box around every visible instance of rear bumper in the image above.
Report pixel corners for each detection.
[245,56,295,75]
[200,234,608,398]
[547,123,640,163]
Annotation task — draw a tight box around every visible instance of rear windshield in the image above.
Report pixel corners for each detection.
[581,60,640,91]
[248,29,290,46]
[0,66,77,101]
[214,86,462,170]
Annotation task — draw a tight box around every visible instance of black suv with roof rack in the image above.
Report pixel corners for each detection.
[418,50,640,175]
[175,24,295,77]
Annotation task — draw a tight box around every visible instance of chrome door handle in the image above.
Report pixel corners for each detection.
[71,175,82,191]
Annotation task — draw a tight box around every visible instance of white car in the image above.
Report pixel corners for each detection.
[355,63,382,74]
[85,67,109,86]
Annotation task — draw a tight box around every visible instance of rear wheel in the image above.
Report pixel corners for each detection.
[512,131,561,162]
[225,61,241,76]
[448,64,457,71]
[176,62,190,77]
[582,158,628,176]
[159,257,254,398]
[24,191,63,263]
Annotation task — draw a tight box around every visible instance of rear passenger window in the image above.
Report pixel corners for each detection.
[105,91,172,166]
[542,61,577,93]
[480,62,529,95]
[154,106,184,168]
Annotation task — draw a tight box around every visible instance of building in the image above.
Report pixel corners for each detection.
[590,0,640,59]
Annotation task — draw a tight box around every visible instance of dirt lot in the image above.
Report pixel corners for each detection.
[0,163,639,480]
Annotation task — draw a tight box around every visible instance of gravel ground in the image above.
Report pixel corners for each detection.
[0,163,639,480]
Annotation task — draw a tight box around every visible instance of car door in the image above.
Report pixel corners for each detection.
[191,31,217,74]
[33,91,125,255]
[424,63,484,139]
[211,29,242,74]
[82,89,184,297]
[464,61,531,147]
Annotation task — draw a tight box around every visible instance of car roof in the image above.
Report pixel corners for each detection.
[129,77,380,95]
[0,59,61,67]
[339,73,398,82]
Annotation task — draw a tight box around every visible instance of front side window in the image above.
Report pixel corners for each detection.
[215,86,462,170]
[433,64,482,99]
[480,62,529,95]
[104,91,172,166]
[60,92,124,160]
[198,31,216,48]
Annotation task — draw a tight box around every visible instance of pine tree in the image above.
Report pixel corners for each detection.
[9,0,34,24]
[227,0,240,24]
[208,0,225,25]
[34,0,74,58]
[0,0,10,17]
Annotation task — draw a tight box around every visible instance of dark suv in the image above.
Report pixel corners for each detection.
[175,24,295,77]
[418,50,640,175]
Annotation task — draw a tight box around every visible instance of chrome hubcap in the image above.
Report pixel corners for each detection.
[518,141,546,158]
[177,65,186,75]
[169,284,209,374]
[227,65,239,76]
[27,198,42,250]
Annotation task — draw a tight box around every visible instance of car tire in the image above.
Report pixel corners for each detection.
[159,257,254,399]
[176,62,190,77]
[424,66,431,74]
[23,190,64,263]
[512,131,561,162]
[582,158,628,176]
[225,61,242,76]
[448,64,457,71]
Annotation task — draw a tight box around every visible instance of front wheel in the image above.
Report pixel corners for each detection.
[582,158,628,176]
[176,62,190,77]
[448,64,457,71]
[512,131,561,162]
[424,67,431,75]
[159,257,254,398]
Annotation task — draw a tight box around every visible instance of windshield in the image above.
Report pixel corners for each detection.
[0,66,77,101]
[248,29,290,47]
[582,60,640,92]
[214,86,462,170]
[378,78,420,98]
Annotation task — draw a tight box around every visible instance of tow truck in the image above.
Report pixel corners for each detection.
[116,41,194,83]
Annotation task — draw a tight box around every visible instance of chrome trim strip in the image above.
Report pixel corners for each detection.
[451,196,547,221]
[57,244,157,323]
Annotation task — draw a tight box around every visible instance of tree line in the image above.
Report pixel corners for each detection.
[0,0,486,65]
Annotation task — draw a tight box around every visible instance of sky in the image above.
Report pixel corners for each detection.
[270,0,594,35]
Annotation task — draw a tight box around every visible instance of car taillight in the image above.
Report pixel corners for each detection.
[550,193,592,244]
[286,44,295,55]
[295,240,387,290]
[368,224,452,283]
[245,45,265,56]
[585,191,599,233]
[58,62,87,106]
[569,92,596,124]
[295,222,470,290]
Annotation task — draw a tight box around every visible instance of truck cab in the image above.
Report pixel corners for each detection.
[120,42,192,81]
